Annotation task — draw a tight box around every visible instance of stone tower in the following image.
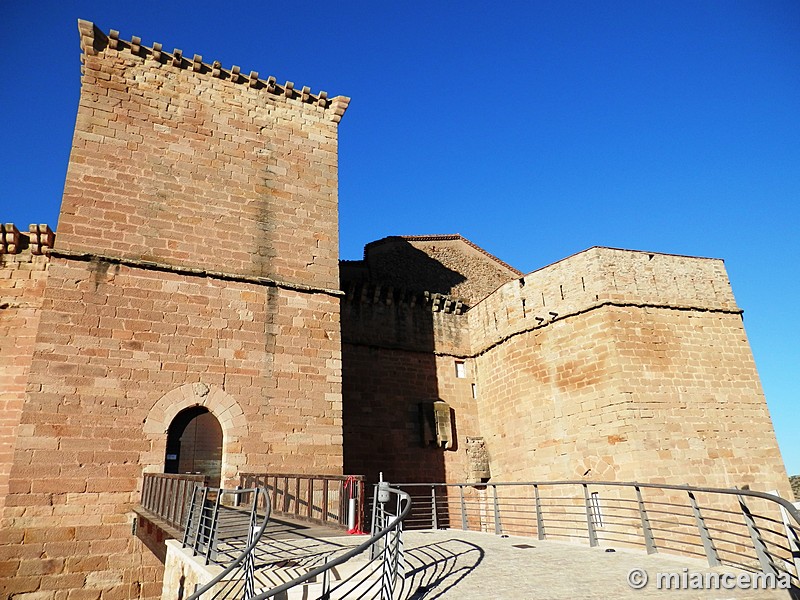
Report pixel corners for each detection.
[0,20,348,598]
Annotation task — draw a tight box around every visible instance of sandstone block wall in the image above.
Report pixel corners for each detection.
[0,231,51,513]
[340,279,481,484]
[1,20,348,599]
[340,283,469,355]
[467,246,738,354]
[341,243,790,500]
[467,248,790,496]
[59,20,347,289]
[342,346,480,484]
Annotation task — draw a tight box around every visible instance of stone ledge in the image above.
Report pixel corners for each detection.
[50,249,344,297]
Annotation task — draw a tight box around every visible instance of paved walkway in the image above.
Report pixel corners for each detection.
[389,530,794,599]
[245,518,795,598]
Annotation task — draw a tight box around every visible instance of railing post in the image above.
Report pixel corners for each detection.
[688,491,720,567]
[182,485,197,548]
[459,485,468,531]
[370,484,380,560]
[183,481,193,530]
[172,479,182,529]
[321,568,330,600]
[492,485,502,535]
[322,478,329,524]
[777,503,800,581]
[377,492,404,600]
[157,476,166,518]
[738,494,777,575]
[205,490,222,565]
[166,478,176,528]
[534,484,545,540]
[243,489,259,600]
[308,478,314,520]
[582,484,599,547]
[194,487,209,555]
[193,488,206,557]
[635,485,657,555]
[431,486,438,529]
[295,477,301,517]
[142,475,151,510]
[380,523,395,600]
[393,493,404,580]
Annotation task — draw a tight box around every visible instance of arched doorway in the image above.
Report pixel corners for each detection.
[164,406,223,487]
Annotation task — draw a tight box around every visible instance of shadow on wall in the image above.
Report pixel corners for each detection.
[348,236,469,299]
[340,240,466,486]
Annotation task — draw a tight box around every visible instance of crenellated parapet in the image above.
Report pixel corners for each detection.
[340,279,470,355]
[61,20,346,289]
[342,280,467,315]
[76,20,349,122]
[468,246,741,355]
[0,224,55,256]
[0,224,52,315]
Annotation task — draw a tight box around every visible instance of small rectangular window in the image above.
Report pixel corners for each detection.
[455,361,466,378]
[471,383,477,399]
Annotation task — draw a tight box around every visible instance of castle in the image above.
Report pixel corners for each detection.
[0,20,791,598]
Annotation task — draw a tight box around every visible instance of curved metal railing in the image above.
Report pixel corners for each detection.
[173,478,799,597]
[250,484,411,600]
[185,486,272,600]
[185,482,411,600]
[396,479,800,592]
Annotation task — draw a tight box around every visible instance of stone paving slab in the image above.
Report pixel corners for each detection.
[393,530,795,599]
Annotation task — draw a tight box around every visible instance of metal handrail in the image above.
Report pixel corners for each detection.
[395,479,800,591]
[185,484,410,600]
[251,484,411,600]
[185,486,271,600]
[395,480,800,521]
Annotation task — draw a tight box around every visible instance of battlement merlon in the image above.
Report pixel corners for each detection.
[76,19,351,123]
[0,224,55,256]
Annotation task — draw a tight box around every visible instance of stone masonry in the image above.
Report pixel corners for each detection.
[0,19,793,600]
[0,21,346,599]
[341,240,791,498]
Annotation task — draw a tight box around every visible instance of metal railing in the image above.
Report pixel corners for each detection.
[140,472,207,531]
[185,486,271,600]
[396,480,800,591]
[239,472,366,531]
[252,483,411,600]
[186,482,411,600]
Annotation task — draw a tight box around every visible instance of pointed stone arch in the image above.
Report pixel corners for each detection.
[143,383,247,486]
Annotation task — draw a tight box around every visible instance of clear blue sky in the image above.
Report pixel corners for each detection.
[1,2,798,477]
